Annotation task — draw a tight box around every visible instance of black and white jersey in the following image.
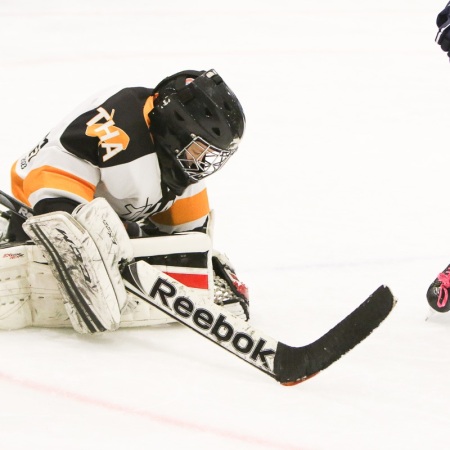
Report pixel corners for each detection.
[11,85,209,233]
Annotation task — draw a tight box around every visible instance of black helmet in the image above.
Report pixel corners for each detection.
[149,69,245,195]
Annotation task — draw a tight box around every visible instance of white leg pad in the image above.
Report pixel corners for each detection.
[23,198,133,333]
[0,231,215,330]
[0,244,66,330]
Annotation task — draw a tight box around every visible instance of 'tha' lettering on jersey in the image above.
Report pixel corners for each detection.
[85,107,130,162]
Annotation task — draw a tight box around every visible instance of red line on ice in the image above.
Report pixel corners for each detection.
[0,371,309,450]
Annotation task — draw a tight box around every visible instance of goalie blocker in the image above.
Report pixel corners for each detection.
[0,199,249,331]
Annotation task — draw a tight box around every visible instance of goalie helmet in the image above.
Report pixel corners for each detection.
[149,69,245,195]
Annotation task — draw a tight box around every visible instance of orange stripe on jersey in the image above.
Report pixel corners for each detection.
[151,188,210,226]
[10,161,31,206]
[14,165,96,204]
[143,96,154,127]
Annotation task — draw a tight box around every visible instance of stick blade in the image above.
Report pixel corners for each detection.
[274,285,396,385]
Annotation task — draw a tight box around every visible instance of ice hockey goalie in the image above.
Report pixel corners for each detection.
[0,200,249,332]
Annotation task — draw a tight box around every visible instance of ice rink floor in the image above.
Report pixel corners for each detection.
[0,1,449,449]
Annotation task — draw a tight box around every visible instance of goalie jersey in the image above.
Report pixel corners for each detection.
[10,86,209,234]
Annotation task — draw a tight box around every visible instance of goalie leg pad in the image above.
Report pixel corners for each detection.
[72,198,133,311]
[23,198,133,334]
[0,243,67,330]
[0,245,33,329]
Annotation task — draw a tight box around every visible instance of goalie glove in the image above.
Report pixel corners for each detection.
[212,250,250,321]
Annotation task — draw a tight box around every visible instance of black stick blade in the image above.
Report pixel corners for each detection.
[274,285,396,385]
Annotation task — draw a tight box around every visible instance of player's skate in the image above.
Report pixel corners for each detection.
[427,263,450,313]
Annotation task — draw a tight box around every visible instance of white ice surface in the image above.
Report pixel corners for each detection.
[1,1,450,449]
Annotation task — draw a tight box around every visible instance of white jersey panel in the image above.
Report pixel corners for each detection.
[15,145,100,184]
[95,153,165,221]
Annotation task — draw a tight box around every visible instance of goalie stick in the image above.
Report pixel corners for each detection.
[123,262,395,385]
[0,190,397,385]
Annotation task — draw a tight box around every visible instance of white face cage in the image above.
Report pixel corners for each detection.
[175,134,239,182]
